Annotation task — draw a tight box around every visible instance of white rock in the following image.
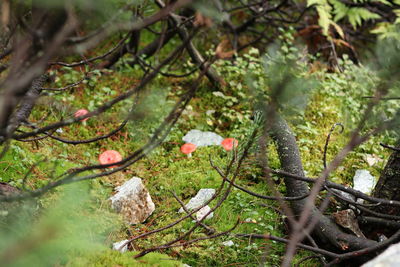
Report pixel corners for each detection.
[110,177,155,224]
[362,242,400,267]
[182,264,192,267]
[353,170,376,195]
[196,205,213,221]
[179,188,215,213]
[182,130,224,147]
[222,240,234,247]
[112,240,129,253]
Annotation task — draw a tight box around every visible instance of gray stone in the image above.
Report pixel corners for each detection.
[110,177,155,224]
[112,240,129,253]
[362,242,400,267]
[179,188,215,213]
[182,130,224,147]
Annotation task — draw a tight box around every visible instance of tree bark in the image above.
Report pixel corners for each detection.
[373,141,400,216]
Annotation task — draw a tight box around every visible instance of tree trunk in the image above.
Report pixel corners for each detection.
[373,142,400,216]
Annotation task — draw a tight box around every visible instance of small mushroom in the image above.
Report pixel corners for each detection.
[99,150,122,168]
[221,138,238,151]
[74,109,89,122]
[180,143,196,158]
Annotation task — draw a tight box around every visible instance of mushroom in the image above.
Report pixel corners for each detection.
[180,143,196,158]
[99,150,122,168]
[74,109,89,122]
[221,138,238,151]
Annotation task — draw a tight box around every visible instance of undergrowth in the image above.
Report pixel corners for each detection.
[1,31,399,267]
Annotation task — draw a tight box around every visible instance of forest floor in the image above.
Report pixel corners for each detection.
[1,38,397,266]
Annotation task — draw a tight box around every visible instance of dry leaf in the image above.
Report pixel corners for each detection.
[194,12,212,28]
[215,39,235,59]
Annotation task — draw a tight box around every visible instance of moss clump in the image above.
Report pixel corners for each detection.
[68,250,184,267]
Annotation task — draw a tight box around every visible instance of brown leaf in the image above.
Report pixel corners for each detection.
[215,39,235,59]
[193,12,212,28]
[333,38,355,50]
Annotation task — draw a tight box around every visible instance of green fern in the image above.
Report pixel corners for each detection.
[371,8,400,39]
[371,22,400,40]
[330,0,348,21]
[340,5,380,28]
[307,0,333,35]
[307,0,381,34]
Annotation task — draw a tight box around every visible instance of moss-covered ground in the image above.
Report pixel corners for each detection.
[1,36,399,267]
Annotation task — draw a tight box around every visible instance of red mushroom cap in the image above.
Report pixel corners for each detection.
[221,138,238,151]
[99,150,122,168]
[180,143,197,154]
[74,109,89,122]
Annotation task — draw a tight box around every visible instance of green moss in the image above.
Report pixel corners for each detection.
[68,250,184,267]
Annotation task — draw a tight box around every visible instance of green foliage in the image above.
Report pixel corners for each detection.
[371,22,400,40]
[330,0,380,28]
[320,55,379,124]
[213,28,316,119]
[307,0,382,35]
[28,0,137,23]
[2,11,400,266]
[262,46,317,117]
[0,182,121,267]
[0,144,35,185]
[308,0,334,35]
[68,250,184,267]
